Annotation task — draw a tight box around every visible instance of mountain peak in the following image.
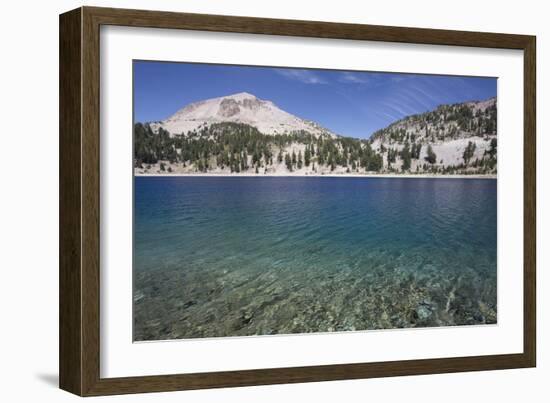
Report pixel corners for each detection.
[154,92,337,138]
[224,92,258,100]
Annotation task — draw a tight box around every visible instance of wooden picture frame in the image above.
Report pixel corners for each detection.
[59,6,536,396]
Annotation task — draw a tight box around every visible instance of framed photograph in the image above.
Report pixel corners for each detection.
[59,6,536,396]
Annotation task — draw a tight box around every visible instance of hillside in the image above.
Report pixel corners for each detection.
[134,94,497,176]
[370,97,497,173]
[149,92,337,139]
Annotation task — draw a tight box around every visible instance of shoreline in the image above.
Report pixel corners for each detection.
[135,172,497,179]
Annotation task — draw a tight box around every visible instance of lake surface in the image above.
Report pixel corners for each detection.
[133,176,497,341]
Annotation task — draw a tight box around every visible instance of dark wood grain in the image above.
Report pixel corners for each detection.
[59,7,82,396]
[86,6,531,49]
[81,6,102,396]
[523,37,537,367]
[59,6,537,396]
[85,354,531,396]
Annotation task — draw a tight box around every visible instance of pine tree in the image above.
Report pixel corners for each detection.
[425,145,437,164]
[463,141,476,165]
[486,138,497,159]
[285,153,292,171]
[304,146,311,166]
[400,142,411,171]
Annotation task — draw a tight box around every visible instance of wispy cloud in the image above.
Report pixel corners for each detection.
[399,88,432,110]
[338,72,371,85]
[407,84,441,105]
[372,110,400,122]
[390,75,409,83]
[274,69,327,84]
[381,101,416,117]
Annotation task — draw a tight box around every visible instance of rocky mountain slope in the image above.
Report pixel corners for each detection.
[135,94,497,176]
[370,97,497,173]
[149,92,337,139]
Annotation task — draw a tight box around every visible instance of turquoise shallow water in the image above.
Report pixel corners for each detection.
[133,177,497,340]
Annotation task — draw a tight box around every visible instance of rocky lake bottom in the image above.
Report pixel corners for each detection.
[133,176,497,340]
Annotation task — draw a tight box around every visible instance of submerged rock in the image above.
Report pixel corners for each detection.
[241,310,254,325]
[415,301,434,321]
[182,300,196,309]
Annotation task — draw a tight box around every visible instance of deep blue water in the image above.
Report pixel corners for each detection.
[133,177,497,340]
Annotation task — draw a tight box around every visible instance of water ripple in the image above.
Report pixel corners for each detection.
[134,177,497,340]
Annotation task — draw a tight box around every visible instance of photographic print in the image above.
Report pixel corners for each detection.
[133,61,497,341]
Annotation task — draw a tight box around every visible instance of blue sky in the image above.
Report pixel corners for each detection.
[134,61,496,139]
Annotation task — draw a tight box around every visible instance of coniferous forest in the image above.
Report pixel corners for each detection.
[134,98,497,175]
